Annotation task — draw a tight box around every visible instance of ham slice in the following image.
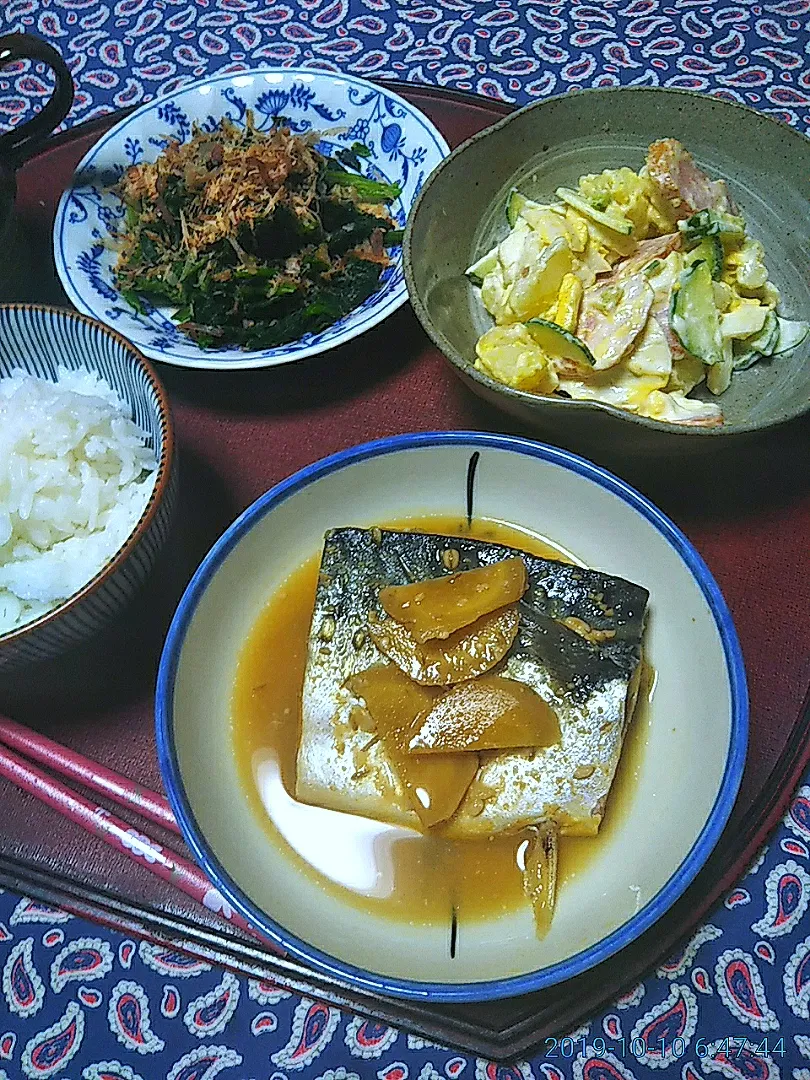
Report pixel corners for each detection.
[609,240,688,363]
[608,233,681,282]
[577,273,654,371]
[645,139,735,220]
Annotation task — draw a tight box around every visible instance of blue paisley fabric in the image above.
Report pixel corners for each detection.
[1,787,810,1077]
[3,0,810,1075]
[2,0,810,129]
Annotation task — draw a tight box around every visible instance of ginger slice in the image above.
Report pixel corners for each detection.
[521,823,559,938]
[368,604,519,686]
[379,557,527,643]
[408,675,560,754]
[346,665,478,829]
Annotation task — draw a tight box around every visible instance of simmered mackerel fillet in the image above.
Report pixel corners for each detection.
[295,528,649,837]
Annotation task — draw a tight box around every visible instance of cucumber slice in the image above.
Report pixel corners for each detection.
[732,349,763,372]
[554,187,634,237]
[670,260,724,366]
[750,310,780,355]
[706,342,733,395]
[507,189,522,228]
[506,189,547,228]
[732,310,779,370]
[732,313,808,369]
[772,317,810,355]
[578,216,637,257]
[678,209,746,244]
[686,236,723,281]
[466,244,499,282]
[525,317,595,373]
[734,308,781,371]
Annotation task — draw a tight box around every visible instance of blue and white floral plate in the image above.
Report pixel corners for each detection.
[53,69,450,370]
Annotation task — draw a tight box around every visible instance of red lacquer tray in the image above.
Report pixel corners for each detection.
[2,84,810,1061]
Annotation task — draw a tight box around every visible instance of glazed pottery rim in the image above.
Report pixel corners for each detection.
[53,67,450,372]
[403,85,810,439]
[0,303,175,648]
[156,430,748,1002]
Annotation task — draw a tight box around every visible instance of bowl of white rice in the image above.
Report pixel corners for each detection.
[0,304,176,671]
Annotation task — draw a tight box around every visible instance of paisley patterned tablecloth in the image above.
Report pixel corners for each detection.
[3,0,810,1075]
[2,0,810,124]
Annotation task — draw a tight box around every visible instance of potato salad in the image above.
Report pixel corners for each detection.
[467,139,808,426]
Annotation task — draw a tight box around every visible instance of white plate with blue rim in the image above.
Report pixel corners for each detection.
[156,431,747,1001]
[53,69,449,371]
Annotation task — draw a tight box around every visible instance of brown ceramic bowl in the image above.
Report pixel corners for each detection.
[0,305,177,673]
[404,88,810,455]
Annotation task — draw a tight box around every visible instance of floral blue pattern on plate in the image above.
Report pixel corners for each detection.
[52,69,449,370]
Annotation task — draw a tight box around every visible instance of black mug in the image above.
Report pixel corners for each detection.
[0,33,75,243]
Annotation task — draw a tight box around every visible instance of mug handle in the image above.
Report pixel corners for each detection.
[0,33,74,169]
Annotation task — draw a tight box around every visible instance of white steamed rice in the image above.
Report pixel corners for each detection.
[0,366,158,635]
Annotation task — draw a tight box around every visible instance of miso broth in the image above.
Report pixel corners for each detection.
[231,516,652,929]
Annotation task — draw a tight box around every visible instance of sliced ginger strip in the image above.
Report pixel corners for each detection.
[408,675,560,753]
[379,558,527,643]
[522,823,559,938]
[346,665,478,829]
[368,604,519,686]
